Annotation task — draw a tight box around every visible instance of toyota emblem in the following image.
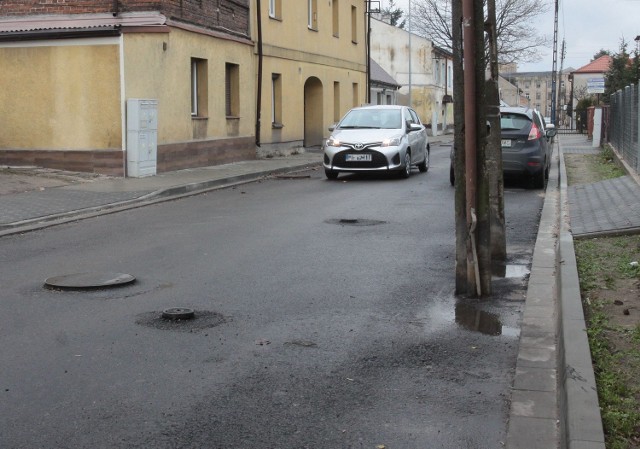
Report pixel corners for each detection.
[354,143,364,150]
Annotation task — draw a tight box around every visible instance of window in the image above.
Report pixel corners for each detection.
[351,5,357,43]
[441,62,445,85]
[191,58,208,117]
[352,82,359,107]
[334,81,341,122]
[536,82,541,88]
[268,0,281,19]
[225,63,239,117]
[536,92,541,100]
[434,62,440,85]
[448,65,452,88]
[332,0,339,36]
[271,73,282,126]
[308,0,317,30]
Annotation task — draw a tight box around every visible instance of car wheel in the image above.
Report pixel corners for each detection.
[450,164,455,186]
[418,147,429,173]
[325,169,339,180]
[400,152,411,178]
[532,169,545,189]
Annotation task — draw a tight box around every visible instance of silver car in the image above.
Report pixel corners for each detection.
[323,105,429,179]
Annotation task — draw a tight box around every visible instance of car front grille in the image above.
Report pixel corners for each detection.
[332,149,388,169]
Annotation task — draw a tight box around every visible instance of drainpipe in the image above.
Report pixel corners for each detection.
[255,0,263,147]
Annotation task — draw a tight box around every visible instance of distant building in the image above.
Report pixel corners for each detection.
[370,18,454,135]
[369,59,401,106]
[500,69,573,125]
[570,55,612,102]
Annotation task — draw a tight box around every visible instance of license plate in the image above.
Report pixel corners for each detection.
[501,139,512,147]
[345,154,372,162]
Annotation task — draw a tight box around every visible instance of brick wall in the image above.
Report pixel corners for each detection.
[0,0,250,37]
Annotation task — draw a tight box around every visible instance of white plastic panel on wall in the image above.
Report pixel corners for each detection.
[127,99,158,177]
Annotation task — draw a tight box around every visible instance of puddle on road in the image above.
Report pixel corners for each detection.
[492,262,530,279]
[414,294,520,338]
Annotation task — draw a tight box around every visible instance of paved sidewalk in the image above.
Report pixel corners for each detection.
[0,152,323,236]
[562,134,640,238]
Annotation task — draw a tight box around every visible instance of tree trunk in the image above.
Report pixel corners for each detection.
[485,0,506,264]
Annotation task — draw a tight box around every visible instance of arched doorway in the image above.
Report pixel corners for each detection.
[304,77,323,147]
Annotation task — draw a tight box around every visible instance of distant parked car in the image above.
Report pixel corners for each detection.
[449,106,557,188]
[502,106,557,187]
[323,105,429,180]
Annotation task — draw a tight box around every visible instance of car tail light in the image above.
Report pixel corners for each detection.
[528,123,542,140]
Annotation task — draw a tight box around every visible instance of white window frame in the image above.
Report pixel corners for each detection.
[191,59,198,116]
[269,0,276,18]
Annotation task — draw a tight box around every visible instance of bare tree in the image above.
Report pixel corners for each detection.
[412,0,550,65]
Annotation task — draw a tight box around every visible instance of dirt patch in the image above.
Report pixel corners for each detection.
[565,154,600,185]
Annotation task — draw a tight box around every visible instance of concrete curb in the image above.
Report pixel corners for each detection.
[557,141,605,449]
[506,134,606,449]
[506,142,562,449]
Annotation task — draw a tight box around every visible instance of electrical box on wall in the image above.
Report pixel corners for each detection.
[127,99,158,177]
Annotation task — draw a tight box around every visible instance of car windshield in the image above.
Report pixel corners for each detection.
[500,113,531,131]
[338,109,402,130]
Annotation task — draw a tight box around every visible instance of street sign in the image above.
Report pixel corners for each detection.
[587,78,605,94]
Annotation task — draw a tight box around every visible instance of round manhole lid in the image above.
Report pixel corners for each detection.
[162,307,195,320]
[44,272,136,290]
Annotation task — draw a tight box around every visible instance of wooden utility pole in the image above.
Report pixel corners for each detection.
[453,0,490,297]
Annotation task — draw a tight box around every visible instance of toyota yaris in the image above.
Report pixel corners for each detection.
[323,105,429,180]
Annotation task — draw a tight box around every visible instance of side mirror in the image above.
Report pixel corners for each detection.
[546,128,557,138]
[328,124,336,132]
[409,123,422,132]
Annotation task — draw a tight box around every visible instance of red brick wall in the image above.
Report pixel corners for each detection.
[0,0,249,36]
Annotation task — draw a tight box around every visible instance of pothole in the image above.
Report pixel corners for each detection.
[325,218,387,227]
[44,272,136,290]
[135,310,227,332]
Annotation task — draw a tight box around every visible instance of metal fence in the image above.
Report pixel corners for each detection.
[609,83,639,173]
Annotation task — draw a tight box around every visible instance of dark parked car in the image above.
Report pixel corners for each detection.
[449,106,557,188]
[323,105,429,180]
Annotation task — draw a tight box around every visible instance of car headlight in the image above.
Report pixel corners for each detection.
[327,136,341,147]
[381,135,402,147]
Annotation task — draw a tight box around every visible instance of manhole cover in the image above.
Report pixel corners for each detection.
[136,310,227,332]
[325,218,386,227]
[162,307,195,320]
[44,272,136,290]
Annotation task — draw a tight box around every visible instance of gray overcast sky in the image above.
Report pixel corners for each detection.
[386,0,640,72]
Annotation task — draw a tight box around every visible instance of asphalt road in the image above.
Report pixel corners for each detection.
[0,143,544,449]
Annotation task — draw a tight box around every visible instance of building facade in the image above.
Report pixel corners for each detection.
[369,17,453,135]
[251,0,367,156]
[0,0,256,176]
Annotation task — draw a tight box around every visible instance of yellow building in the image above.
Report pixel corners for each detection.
[0,4,255,176]
[252,0,368,156]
